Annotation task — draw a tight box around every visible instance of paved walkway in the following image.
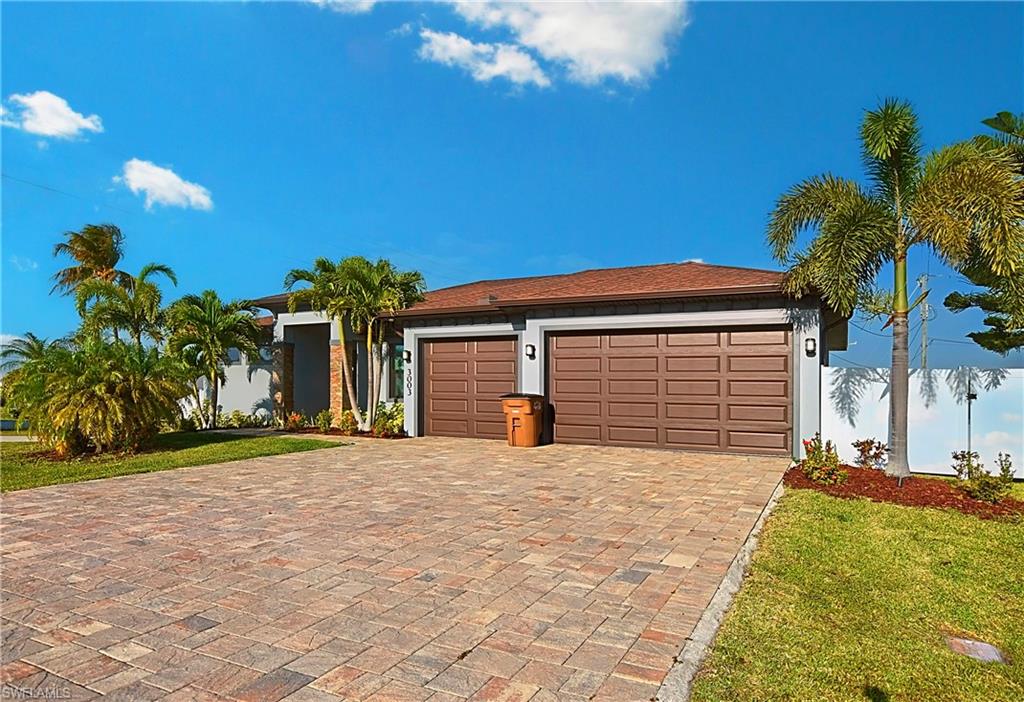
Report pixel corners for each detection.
[1,437,786,701]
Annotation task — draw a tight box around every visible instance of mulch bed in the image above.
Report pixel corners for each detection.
[784,465,1024,520]
[282,427,407,440]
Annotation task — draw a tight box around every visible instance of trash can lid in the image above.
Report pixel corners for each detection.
[500,393,544,399]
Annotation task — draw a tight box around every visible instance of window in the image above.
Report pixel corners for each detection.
[226,348,241,364]
[391,344,405,399]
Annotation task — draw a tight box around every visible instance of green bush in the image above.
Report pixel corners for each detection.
[372,402,405,437]
[284,411,306,432]
[337,409,359,435]
[851,437,887,470]
[953,450,1014,503]
[314,409,334,433]
[801,433,847,485]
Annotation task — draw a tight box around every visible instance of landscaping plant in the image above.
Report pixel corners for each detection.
[768,99,1024,478]
[801,433,847,485]
[337,409,359,435]
[285,256,424,433]
[371,402,405,437]
[167,290,263,430]
[952,450,1015,503]
[852,437,888,470]
[314,408,334,433]
[284,411,306,432]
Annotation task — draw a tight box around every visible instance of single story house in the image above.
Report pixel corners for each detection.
[248,261,847,459]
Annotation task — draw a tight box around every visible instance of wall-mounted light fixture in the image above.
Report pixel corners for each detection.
[804,338,817,357]
[525,343,536,360]
[402,349,412,362]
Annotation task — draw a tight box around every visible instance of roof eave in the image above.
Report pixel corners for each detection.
[393,284,784,318]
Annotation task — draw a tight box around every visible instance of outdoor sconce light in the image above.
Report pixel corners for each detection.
[804,338,817,357]
[525,344,536,359]
[402,349,412,362]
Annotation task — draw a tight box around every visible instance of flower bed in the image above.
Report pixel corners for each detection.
[281,427,407,439]
[784,465,1024,519]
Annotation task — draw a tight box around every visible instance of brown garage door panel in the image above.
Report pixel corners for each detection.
[422,337,517,440]
[548,327,792,455]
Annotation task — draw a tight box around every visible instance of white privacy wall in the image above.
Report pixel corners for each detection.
[821,367,1024,478]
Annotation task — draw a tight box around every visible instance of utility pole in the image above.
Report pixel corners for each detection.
[917,274,930,369]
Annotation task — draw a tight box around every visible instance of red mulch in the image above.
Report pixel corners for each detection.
[283,427,407,440]
[784,465,1024,520]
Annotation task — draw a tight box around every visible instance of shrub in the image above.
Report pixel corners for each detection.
[5,338,189,456]
[372,402,405,437]
[284,411,305,432]
[852,437,888,470]
[314,409,334,433]
[801,433,847,485]
[337,409,359,435]
[953,450,1014,503]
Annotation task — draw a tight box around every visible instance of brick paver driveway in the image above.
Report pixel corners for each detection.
[1,437,786,701]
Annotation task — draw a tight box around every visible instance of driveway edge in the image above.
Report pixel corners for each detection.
[657,479,786,701]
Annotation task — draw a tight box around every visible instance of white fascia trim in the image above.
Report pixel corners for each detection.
[273,311,338,342]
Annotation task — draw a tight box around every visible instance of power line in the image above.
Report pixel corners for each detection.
[829,352,878,369]
[1,172,136,216]
[850,320,890,338]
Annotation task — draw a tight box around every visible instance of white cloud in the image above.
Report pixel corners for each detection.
[451,1,689,85]
[9,256,38,272]
[980,430,1022,450]
[683,258,704,263]
[115,158,213,211]
[418,29,550,87]
[1,90,103,139]
[1001,412,1022,424]
[311,0,377,13]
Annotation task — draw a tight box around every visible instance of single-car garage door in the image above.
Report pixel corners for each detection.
[548,327,792,455]
[422,337,517,439]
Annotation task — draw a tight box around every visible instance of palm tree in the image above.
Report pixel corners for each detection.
[342,257,425,430]
[284,257,363,427]
[0,333,55,374]
[168,290,262,429]
[75,264,177,348]
[767,99,1024,478]
[52,224,132,295]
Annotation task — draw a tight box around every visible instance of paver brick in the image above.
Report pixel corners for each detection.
[0,436,783,699]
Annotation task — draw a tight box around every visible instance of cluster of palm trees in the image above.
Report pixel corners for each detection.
[284,256,425,431]
[768,101,1023,478]
[1,225,263,456]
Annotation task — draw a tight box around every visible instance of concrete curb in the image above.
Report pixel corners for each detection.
[656,479,786,701]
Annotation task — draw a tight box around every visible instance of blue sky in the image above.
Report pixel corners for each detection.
[2,1,1022,368]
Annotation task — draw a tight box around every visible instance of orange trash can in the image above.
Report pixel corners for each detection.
[500,394,545,447]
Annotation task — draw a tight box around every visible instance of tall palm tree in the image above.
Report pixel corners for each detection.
[343,257,425,430]
[768,99,1024,478]
[52,224,132,295]
[168,290,262,429]
[284,257,363,426]
[75,264,177,348]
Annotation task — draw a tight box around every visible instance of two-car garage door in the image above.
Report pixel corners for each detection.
[420,327,793,455]
[547,327,793,455]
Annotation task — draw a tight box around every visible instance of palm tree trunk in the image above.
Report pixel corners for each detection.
[338,320,362,426]
[370,335,383,421]
[887,255,911,478]
[191,380,206,429]
[210,370,219,429]
[363,326,376,431]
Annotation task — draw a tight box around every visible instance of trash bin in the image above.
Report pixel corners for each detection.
[500,393,545,447]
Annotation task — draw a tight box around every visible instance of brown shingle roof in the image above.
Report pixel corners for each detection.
[396,261,784,316]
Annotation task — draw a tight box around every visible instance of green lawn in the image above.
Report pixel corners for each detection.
[692,487,1024,702]
[1,431,342,492]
